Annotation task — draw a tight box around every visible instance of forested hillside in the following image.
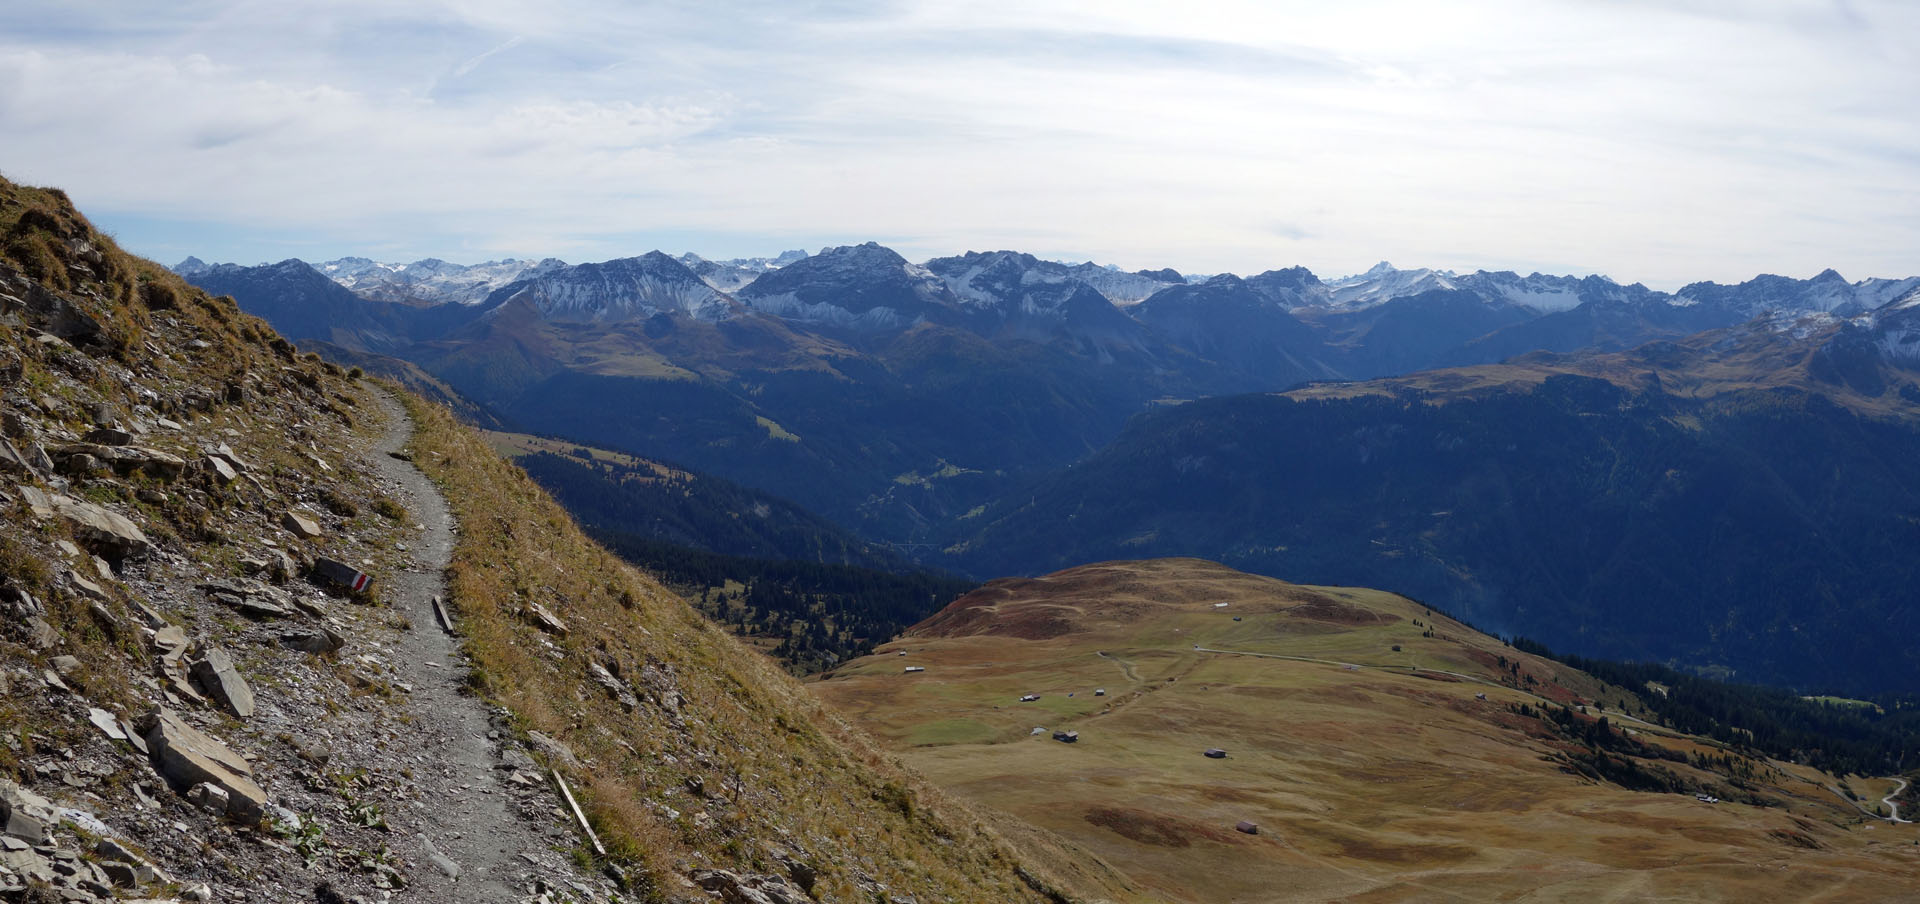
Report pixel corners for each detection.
[948,370,1920,693]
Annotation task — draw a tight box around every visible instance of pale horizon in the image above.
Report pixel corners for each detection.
[5,1,1917,292]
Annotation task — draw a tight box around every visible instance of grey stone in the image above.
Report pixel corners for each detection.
[150,624,188,661]
[525,601,567,635]
[587,663,639,710]
[189,648,254,719]
[96,858,157,888]
[186,782,228,814]
[69,572,108,601]
[0,439,41,479]
[203,455,237,485]
[2,268,105,346]
[280,627,344,654]
[82,427,132,446]
[122,446,185,480]
[210,443,251,473]
[151,625,196,696]
[0,782,50,846]
[87,708,125,741]
[21,443,52,476]
[207,587,290,620]
[53,443,184,481]
[139,708,266,822]
[281,511,321,539]
[59,452,102,476]
[20,618,58,650]
[48,656,80,680]
[690,869,811,904]
[417,833,460,879]
[523,731,579,768]
[33,491,149,559]
[15,485,54,518]
[1,808,45,846]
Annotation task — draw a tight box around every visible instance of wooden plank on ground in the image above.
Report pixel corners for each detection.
[551,769,606,857]
[432,595,455,633]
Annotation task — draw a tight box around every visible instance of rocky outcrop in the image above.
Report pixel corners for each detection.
[16,486,151,559]
[691,868,813,904]
[138,708,268,821]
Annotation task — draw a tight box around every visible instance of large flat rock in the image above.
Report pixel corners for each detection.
[139,708,266,822]
[19,488,151,559]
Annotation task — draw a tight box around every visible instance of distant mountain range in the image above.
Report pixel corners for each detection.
[174,244,1920,538]
[177,244,1920,692]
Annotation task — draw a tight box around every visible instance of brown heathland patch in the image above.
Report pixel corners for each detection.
[1084,806,1235,848]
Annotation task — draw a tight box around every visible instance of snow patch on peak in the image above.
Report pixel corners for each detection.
[312,256,558,306]
[745,291,914,330]
[1323,263,1458,310]
[1758,309,1842,341]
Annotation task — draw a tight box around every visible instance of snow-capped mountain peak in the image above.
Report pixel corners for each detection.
[306,255,562,306]
[486,251,732,324]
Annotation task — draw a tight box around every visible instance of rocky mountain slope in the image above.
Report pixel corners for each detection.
[1,179,1093,902]
[814,558,1920,903]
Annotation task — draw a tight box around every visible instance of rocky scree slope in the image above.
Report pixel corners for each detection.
[0,180,623,902]
[0,179,1081,904]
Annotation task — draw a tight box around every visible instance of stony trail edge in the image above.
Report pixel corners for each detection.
[364,386,590,903]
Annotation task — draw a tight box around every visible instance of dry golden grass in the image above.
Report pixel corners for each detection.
[402,396,1105,902]
[816,559,1920,903]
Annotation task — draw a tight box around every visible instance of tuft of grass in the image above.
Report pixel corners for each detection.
[0,534,51,590]
[371,497,408,522]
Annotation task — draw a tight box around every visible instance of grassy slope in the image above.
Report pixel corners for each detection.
[815,558,1920,903]
[402,396,1113,902]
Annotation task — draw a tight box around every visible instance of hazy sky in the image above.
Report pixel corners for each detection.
[2,1,1915,288]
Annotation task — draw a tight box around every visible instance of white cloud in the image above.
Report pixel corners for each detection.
[0,0,1916,287]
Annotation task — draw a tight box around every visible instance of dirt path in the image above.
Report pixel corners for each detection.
[364,387,574,902]
[1886,778,1911,823]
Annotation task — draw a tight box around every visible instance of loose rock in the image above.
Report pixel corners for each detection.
[189,647,256,719]
[281,511,322,539]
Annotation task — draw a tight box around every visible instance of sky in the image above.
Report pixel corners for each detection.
[1,0,1916,289]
